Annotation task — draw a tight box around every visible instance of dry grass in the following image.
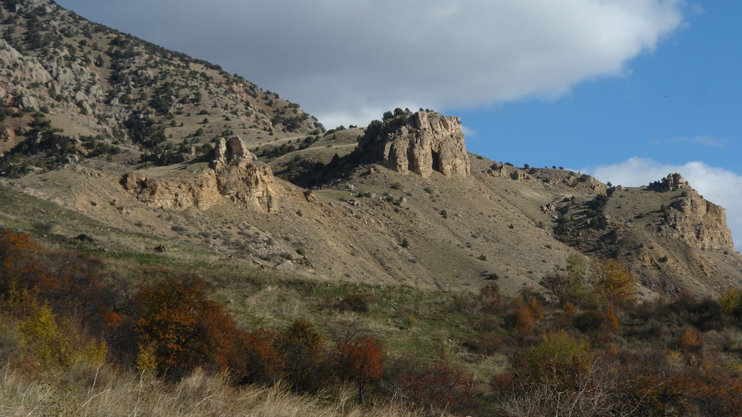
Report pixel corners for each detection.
[0,364,422,417]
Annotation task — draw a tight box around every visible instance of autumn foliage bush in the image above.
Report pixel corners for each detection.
[274,319,328,392]
[11,229,742,416]
[131,276,242,379]
[385,356,474,413]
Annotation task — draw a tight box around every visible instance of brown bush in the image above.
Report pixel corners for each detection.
[274,319,327,392]
[131,276,241,379]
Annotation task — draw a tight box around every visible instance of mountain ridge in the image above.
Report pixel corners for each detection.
[0,0,740,299]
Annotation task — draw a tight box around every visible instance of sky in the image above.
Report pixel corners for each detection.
[54,0,742,251]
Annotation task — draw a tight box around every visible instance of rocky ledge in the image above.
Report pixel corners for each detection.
[121,136,278,213]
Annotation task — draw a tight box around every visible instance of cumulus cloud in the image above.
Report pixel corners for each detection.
[57,0,685,125]
[586,157,742,252]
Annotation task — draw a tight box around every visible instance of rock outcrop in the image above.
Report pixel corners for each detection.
[661,175,734,249]
[648,173,690,192]
[358,110,470,177]
[121,136,278,213]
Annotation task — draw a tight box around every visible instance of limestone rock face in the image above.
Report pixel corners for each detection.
[664,183,734,250]
[215,136,256,163]
[640,173,735,250]
[359,110,470,178]
[121,136,278,213]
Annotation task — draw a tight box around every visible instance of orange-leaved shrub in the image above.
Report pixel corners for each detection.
[391,358,474,413]
[331,335,384,404]
[131,276,241,379]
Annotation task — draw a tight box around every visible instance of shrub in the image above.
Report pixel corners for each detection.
[540,273,585,306]
[18,303,106,371]
[391,358,474,413]
[719,286,741,315]
[331,335,384,404]
[230,327,278,385]
[0,229,44,298]
[603,307,619,333]
[274,319,327,392]
[504,303,536,334]
[131,276,240,379]
[573,310,604,332]
[679,326,702,350]
[590,258,636,306]
[337,294,372,313]
[518,331,590,384]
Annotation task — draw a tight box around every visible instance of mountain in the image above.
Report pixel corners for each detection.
[0,0,322,175]
[1,0,740,299]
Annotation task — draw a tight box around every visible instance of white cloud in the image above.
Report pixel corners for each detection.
[586,157,742,252]
[461,126,478,139]
[56,0,685,126]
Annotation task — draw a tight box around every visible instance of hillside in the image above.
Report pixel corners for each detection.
[5,2,742,416]
[0,0,322,177]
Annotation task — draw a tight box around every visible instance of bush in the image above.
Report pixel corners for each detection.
[274,319,327,392]
[331,334,384,404]
[230,327,278,385]
[17,303,106,371]
[573,310,604,332]
[590,258,636,306]
[517,331,590,384]
[719,286,741,315]
[131,276,241,379]
[388,357,474,413]
[337,294,372,313]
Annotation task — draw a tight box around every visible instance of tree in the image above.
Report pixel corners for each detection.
[328,320,384,403]
[274,319,326,392]
[131,276,239,379]
[0,228,45,298]
[590,258,636,306]
[230,327,278,385]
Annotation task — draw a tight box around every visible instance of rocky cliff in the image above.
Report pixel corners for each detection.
[661,174,734,250]
[121,136,277,213]
[357,110,470,177]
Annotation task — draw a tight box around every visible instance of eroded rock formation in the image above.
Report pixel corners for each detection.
[358,110,470,177]
[121,136,277,212]
[661,174,734,249]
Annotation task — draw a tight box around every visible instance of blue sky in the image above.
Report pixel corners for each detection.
[458,2,741,173]
[53,0,741,250]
